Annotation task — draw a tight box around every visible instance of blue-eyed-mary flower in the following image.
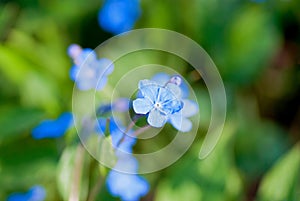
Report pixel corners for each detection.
[68,44,114,91]
[133,75,199,132]
[133,79,183,128]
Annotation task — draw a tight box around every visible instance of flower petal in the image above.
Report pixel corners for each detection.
[166,83,182,99]
[98,58,114,76]
[151,73,170,85]
[147,109,167,128]
[32,112,73,139]
[182,99,199,117]
[169,112,192,132]
[138,80,159,102]
[96,76,108,90]
[69,65,79,81]
[107,171,149,201]
[133,98,153,114]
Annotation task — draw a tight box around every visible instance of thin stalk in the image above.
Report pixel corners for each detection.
[87,174,103,201]
[132,125,151,137]
[116,117,138,147]
[69,144,85,201]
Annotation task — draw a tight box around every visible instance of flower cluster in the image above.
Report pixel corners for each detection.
[68,44,114,91]
[28,44,198,201]
[7,186,46,201]
[133,74,198,132]
[98,0,141,35]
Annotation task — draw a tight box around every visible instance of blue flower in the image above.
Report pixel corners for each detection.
[32,112,73,139]
[97,98,131,115]
[133,75,199,132]
[133,79,183,128]
[7,185,46,201]
[98,0,141,35]
[107,170,149,201]
[106,156,150,201]
[97,117,136,153]
[68,44,114,91]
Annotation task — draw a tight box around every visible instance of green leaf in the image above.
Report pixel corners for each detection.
[57,145,90,201]
[225,6,280,85]
[155,180,203,201]
[0,45,32,84]
[98,135,117,167]
[257,143,300,201]
[0,106,44,142]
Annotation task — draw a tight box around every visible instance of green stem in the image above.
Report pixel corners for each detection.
[69,144,85,201]
[116,117,138,147]
[87,174,103,201]
[132,125,151,137]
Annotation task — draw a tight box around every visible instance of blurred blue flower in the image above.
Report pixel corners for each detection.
[133,79,183,128]
[97,117,136,153]
[32,112,73,139]
[106,156,150,201]
[97,98,131,115]
[7,185,46,201]
[107,170,149,201]
[68,44,114,91]
[98,0,141,35]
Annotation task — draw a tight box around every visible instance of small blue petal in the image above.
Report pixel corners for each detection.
[138,80,159,102]
[27,186,46,201]
[97,58,114,76]
[165,83,182,99]
[181,99,199,117]
[69,65,79,81]
[114,154,139,172]
[75,48,96,66]
[32,113,73,139]
[67,44,82,59]
[147,109,168,128]
[107,171,149,201]
[7,186,46,201]
[133,98,153,114]
[169,112,192,132]
[151,73,170,85]
[96,76,108,90]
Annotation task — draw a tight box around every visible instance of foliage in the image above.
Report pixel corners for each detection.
[0,0,299,201]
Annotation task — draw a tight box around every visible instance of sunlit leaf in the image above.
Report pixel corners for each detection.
[57,145,90,201]
[257,143,300,201]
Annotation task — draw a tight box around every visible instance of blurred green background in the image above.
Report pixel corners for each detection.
[0,0,300,201]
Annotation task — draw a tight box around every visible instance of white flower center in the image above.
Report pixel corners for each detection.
[154,102,162,109]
